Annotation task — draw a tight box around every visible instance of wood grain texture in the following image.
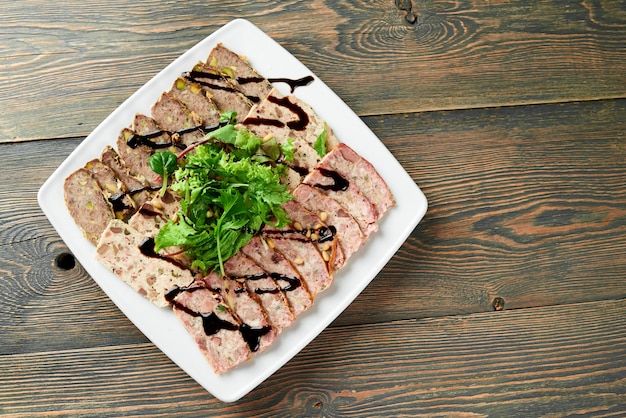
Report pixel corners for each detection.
[2,1,626,414]
[1,299,624,416]
[340,98,626,324]
[2,0,625,141]
[1,99,624,352]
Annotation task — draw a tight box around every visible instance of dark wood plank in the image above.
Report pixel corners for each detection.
[0,138,147,355]
[1,99,624,354]
[340,98,626,324]
[1,299,624,415]
[2,0,625,141]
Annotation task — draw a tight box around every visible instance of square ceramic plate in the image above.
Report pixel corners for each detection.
[38,18,427,402]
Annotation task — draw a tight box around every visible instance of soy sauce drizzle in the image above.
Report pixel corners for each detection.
[313,168,349,192]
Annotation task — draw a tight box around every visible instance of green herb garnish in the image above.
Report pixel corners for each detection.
[149,151,178,196]
[153,117,294,276]
[313,123,328,157]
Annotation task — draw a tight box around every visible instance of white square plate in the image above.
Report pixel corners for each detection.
[38,18,427,402]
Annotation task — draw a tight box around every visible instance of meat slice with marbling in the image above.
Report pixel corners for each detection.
[64,168,114,245]
[95,220,196,308]
[203,272,277,354]
[223,253,295,331]
[166,282,251,374]
[206,43,273,105]
[150,92,205,147]
[306,143,395,219]
[292,184,364,266]
[241,236,313,316]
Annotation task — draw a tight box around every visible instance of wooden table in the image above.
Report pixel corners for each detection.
[2,1,625,415]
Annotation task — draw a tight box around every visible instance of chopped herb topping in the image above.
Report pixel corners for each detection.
[152,112,294,276]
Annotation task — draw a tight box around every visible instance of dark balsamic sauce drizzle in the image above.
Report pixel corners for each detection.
[268,76,315,93]
[242,95,310,131]
[236,75,314,93]
[230,272,301,295]
[167,288,239,336]
[108,193,133,212]
[129,185,161,196]
[313,168,349,192]
[127,123,224,151]
[269,272,300,292]
[263,225,337,244]
[185,70,313,102]
[184,70,260,103]
[165,285,271,351]
[109,187,161,214]
[246,117,285,128]
[240,323,272,352]
[138,237,189,271]
[290,165,310,176]
[127,130,183,150]
[137,204,165,218]
[318,225,337,243]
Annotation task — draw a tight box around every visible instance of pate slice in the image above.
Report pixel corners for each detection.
[95,219,196,307]
[167,281,252,374]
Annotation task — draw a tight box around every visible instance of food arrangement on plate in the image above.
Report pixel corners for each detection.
[63,43,395,374]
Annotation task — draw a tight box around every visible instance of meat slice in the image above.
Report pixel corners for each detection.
[85,158,136,221]
[184,62,253,122]
[100,146,155,208]
[115,114,172,188]
[242,89,339,154]
[241,236,313,316]
[203,272,277,354]
[169,77,221,129]
[263,199,342,273]
[150,92,205,147]
[127,201,169,237]
[206,43,273,104]
[127,195,192,270]
[282,200,343,271]
[166,282,251,374]
[64,168,114,245]
[95,219,196,308]
[268,237,332,299]
[293,184,364,265]
[307,143,395,218]
[223,253,295,331]
[304,166,378,237]
[241,98,322,176]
